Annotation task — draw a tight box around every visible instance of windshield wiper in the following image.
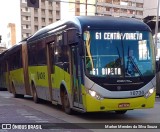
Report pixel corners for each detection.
[128,56,143,78]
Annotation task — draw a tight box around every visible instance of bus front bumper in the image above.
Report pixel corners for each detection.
[84,92,156,112]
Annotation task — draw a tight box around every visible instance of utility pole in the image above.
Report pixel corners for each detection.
[155,0,159,56]
[85,0,87,16]
[0,35,1,43]
[95,0,98,15]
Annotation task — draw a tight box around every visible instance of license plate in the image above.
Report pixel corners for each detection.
[118,103,130,108]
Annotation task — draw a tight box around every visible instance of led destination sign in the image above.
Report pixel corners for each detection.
[95,32,143,40]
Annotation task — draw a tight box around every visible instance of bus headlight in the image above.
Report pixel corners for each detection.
[88,89,104,100]
[144,87,155,98]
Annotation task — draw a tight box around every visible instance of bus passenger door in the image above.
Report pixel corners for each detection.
[70,45,83,108]
[46,36,56,102]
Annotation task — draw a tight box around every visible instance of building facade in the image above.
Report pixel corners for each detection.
[3,0,152,46]
[66,0,95,17]
[62,0,144,19]
[143,0,157,18]
[96,0,144,19]
[6,23,16,48]
[21,0,61,40]
[143,0,160,59]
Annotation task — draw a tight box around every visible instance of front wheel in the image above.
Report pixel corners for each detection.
[63,90,72,114]
[115,110,127,114]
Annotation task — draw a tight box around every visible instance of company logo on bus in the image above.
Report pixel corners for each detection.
[117,86,122,91]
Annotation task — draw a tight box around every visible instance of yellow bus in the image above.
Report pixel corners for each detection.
[0,51,7,91]
[4,40,31,97]
[156,59,160,96]
[2,16,156,114]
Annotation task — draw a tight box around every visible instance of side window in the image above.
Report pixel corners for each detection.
[156,60,160,73]
[0,63,2,75]
[9,49,22,70]
[28,43,37,66]
[37,40,46,65]
[54,45,63,66]
[48,41,55,73]
[8,56,12,70]
[62,45,70,72]
[15,50,22,69]
[54,34,63,67]
[3,61,7,72]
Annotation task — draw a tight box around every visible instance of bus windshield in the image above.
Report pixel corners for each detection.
[84,30,155,77]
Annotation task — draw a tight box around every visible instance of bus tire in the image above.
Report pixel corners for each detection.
[63,90,72,114]
[32,83,39,103]
[115,110,127,114]
[12,83,24,98]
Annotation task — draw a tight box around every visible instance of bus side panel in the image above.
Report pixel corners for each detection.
[156,60,160,95]
[156,72,160,95]
[0,62,7,90]
[6,61,12,93]
[29,66,49,101]
[4,71,10,91]
[10,68,25,95]
[51,66,65,102]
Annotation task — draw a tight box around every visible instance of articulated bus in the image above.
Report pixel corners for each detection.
[156,59,160,96]
[4,40,31,95]
[1,16,156,114]
[0,51,7,91]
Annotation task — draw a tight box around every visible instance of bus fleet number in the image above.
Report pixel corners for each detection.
[130,90,144,96]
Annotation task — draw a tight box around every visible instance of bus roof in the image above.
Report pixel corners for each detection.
[0,50,7,61]
[28,16,151,42]
[4,44,21,57]
[77,16,151,31]
[5,39,28,56]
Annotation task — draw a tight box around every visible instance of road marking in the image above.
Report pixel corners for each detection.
[0,104,14,106]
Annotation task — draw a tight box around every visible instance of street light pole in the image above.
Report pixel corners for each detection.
[155,0,159,50]
[85,0,87,16]
[95,0,98,15]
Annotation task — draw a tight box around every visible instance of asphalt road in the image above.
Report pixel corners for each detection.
[0,91,160,132]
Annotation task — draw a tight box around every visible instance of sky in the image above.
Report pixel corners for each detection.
[0,0,160,44]
[0,1,8,34]
[0,0,68,44]
[0,0,21,44]
[0,0,20,33]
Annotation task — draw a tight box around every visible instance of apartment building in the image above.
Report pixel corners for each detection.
[96,0,144,19]
[67,0,95,16]
[65,0,144,19]
[3,0,147,45]
[143,0,157,17]
[21,0,61,40]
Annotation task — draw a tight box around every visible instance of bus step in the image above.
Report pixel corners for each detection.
[52,100,58,105]
[72,107,86,113]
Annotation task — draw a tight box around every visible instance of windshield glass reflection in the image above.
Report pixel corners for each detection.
[84,30,155,77]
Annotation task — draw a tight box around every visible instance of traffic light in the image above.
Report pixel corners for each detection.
[27,0,39,8]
